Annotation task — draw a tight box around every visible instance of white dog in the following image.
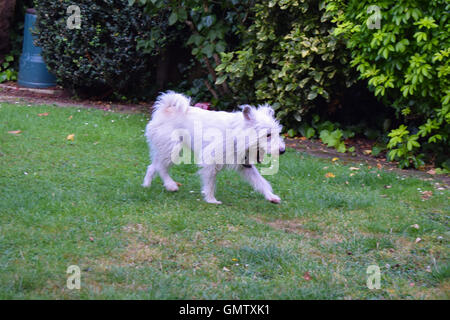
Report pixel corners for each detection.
[142,91,285,204]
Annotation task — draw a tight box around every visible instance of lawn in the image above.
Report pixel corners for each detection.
[0,102,448,299]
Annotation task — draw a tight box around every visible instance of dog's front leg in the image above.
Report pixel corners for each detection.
[199,165,222,204]
[240,165,281,204]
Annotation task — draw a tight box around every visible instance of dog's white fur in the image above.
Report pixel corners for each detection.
[143,91,285,204]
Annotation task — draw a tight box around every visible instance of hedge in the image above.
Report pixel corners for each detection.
[330,0,449,168]
[35,0,155,97]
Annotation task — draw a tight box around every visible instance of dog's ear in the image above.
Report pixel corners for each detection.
[242,105,254,121]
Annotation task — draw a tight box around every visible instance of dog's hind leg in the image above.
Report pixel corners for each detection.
[146,138,181,192]
[142,164,156,188]
[153,155,179,192]
[159,167,179,192]
[239,165,281,204]
[199,165,221,204]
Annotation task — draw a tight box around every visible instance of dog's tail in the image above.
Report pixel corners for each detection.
[152,91,190,115]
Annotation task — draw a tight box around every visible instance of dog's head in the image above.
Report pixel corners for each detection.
[241,104,285,164]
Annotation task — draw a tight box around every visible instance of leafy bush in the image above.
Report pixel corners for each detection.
[136,0,253,106]
[299,114,356,153]
[1,0,35,83]
[0,55,18,83]
[216,0,356,127]
[35,0,155,97]
[330,0,450,168]
[320,129,351,153]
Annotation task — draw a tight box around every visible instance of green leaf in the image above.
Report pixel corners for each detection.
[307,91,317,100]
[287,129,296,137]
[336,142,346,153]
[168,12,178,26]
[202,44,214,57]
[215,75,227,85]
[306,127,315,139]
[177,8,187,21]
[215,41,226,53]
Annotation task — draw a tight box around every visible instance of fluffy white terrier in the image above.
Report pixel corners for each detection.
[142,91,285,204]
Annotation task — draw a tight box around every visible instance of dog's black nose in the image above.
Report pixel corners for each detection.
[279,148,286,155]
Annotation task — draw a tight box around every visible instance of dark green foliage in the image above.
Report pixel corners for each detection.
[0,54,17,83]
[216,0,356,128]
[299,114,357,153]
[0,0,35,83]
[331,0,450,168]
[136,0,254,107]
[35,0,155,97]
[0,55,17,83]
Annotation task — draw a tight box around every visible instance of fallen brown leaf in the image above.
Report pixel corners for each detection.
[37,112,49,117]
[420,190,433,200]
[303,272,312,281]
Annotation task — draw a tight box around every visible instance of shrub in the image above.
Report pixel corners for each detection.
[216,0,356,128]
[0,54,18,83]
[0,0,35,83]
[136,0,253,106]
[330,0,450,168]
[35,0,155,97]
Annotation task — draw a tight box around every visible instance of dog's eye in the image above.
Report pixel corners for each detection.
[267,133,271,138]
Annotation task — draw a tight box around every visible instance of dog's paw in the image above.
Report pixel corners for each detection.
[142,181,151,188]
[164,181,179,192]
[266,194,281,204]
[205,198,222,205]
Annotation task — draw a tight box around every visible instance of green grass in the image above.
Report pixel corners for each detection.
[0,102,449,299]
